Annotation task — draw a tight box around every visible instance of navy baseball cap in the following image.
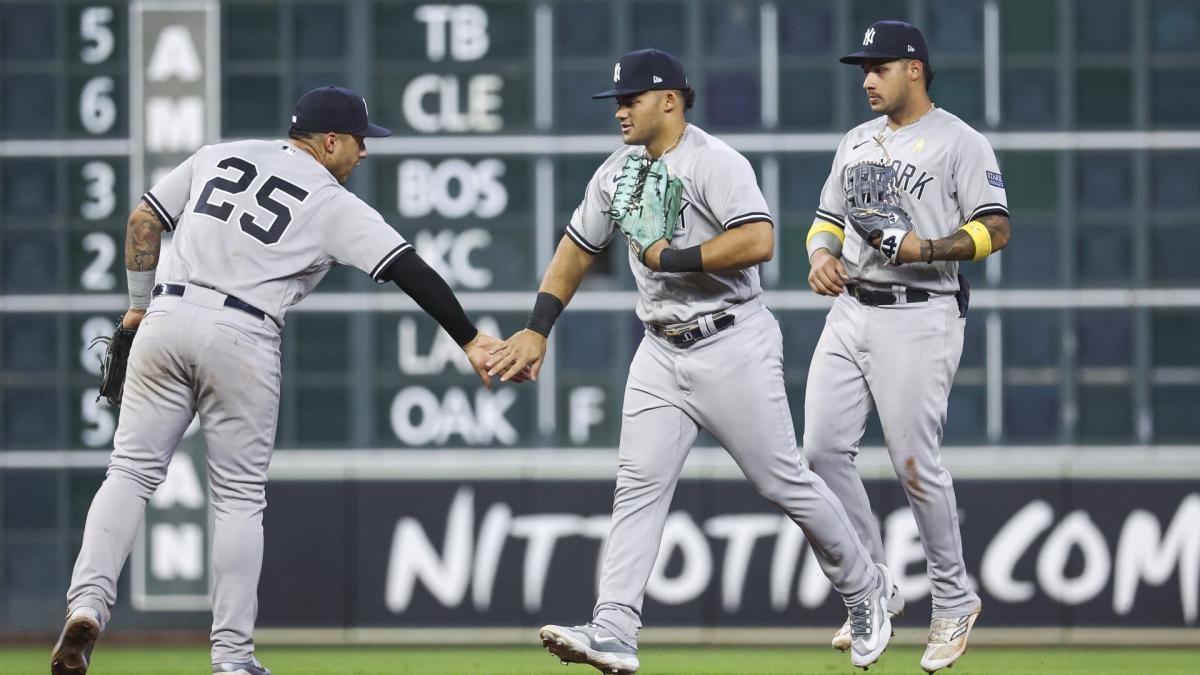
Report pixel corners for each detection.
[291,85,391,138]
[840,20,931,66]
[591,48,690,99]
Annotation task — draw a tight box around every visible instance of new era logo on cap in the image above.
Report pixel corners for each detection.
[652,75,663,83]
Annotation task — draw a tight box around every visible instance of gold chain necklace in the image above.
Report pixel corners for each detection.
[646,124,688,160]
[873,104,934,163]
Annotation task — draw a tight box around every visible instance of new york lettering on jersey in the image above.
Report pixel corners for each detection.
[816,107,1008,293]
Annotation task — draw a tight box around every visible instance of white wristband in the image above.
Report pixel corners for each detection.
[876,228,909,266]
[127,269,156,309]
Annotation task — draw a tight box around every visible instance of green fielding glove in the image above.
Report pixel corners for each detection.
[608,154,683,264]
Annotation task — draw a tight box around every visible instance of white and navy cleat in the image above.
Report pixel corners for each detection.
[848,564,894,669]
[833,564,903,652]
[539,622,640,674]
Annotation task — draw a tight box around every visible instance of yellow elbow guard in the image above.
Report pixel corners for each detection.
[960,220,993,261]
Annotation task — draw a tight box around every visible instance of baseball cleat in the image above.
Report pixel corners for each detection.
[832,618,852,652]
[848,564,893,669]
[51,607,101,675]
[539,623,640,674]
[212,656,272,675]
[920,609,980,673]
[833,565,903,652]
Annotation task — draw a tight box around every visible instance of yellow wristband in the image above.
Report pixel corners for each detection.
[806,221,845,247]
[960,220,992,261]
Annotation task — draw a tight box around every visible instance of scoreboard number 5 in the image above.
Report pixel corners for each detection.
[80,6,115,64]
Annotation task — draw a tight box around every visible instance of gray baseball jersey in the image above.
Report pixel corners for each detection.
[564,125,883,648]
[804,106,1004,621]
[566,124,771,324]
[812,106,1008,292]
[144,139,412,325]
[66,138,413,665]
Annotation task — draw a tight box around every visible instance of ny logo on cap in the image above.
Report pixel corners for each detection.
[863,27,876,46]
[614,62,621,82]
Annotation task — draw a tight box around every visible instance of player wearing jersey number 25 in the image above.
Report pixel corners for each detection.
[486,48,893,674]
[805,21,1011,674]
[51,86,525,675]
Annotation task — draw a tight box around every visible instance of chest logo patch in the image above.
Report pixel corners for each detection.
[914,138,925,153]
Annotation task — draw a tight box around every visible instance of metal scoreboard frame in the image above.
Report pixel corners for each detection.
[129,0,222,213]
[0,4,1198,467]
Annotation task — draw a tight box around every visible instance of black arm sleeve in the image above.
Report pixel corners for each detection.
[380,250,478,347]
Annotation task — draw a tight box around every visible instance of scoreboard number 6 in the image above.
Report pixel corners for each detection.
[80,76,117,135]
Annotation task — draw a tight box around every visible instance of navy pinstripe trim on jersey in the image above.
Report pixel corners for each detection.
[723,212,774,230]
[814,208,846,228]
[565,224,604,255]
[970,203,1010,221]
[370,243,414,282]
[142,192,175,231]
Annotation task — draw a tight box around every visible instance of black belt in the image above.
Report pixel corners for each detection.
[846,284,930,307]
[152,283,266,320]
[648,311,735,347]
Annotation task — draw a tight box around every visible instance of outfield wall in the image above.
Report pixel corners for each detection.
[9,447,1195,645]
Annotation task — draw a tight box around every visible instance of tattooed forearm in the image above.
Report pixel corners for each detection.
[925,213,1011,262]
[930,231,977,261]
[126,201,165,271]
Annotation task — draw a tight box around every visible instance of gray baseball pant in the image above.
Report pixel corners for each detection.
[66,285,281,663]
[803,292,980,618]
[592,299,880,646]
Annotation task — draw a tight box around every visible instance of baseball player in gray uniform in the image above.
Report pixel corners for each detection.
[51,86,516,675]
[486,49,893,674]
[804,22,1011,673]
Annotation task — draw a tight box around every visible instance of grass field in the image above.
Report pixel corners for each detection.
[10,645,1200,675]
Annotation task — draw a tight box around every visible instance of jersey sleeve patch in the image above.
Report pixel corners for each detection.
[986,171,1005,188]
[370,242,414,282]
[142,192,176,231]
[723,212,774,230]
[565,223,605,255]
